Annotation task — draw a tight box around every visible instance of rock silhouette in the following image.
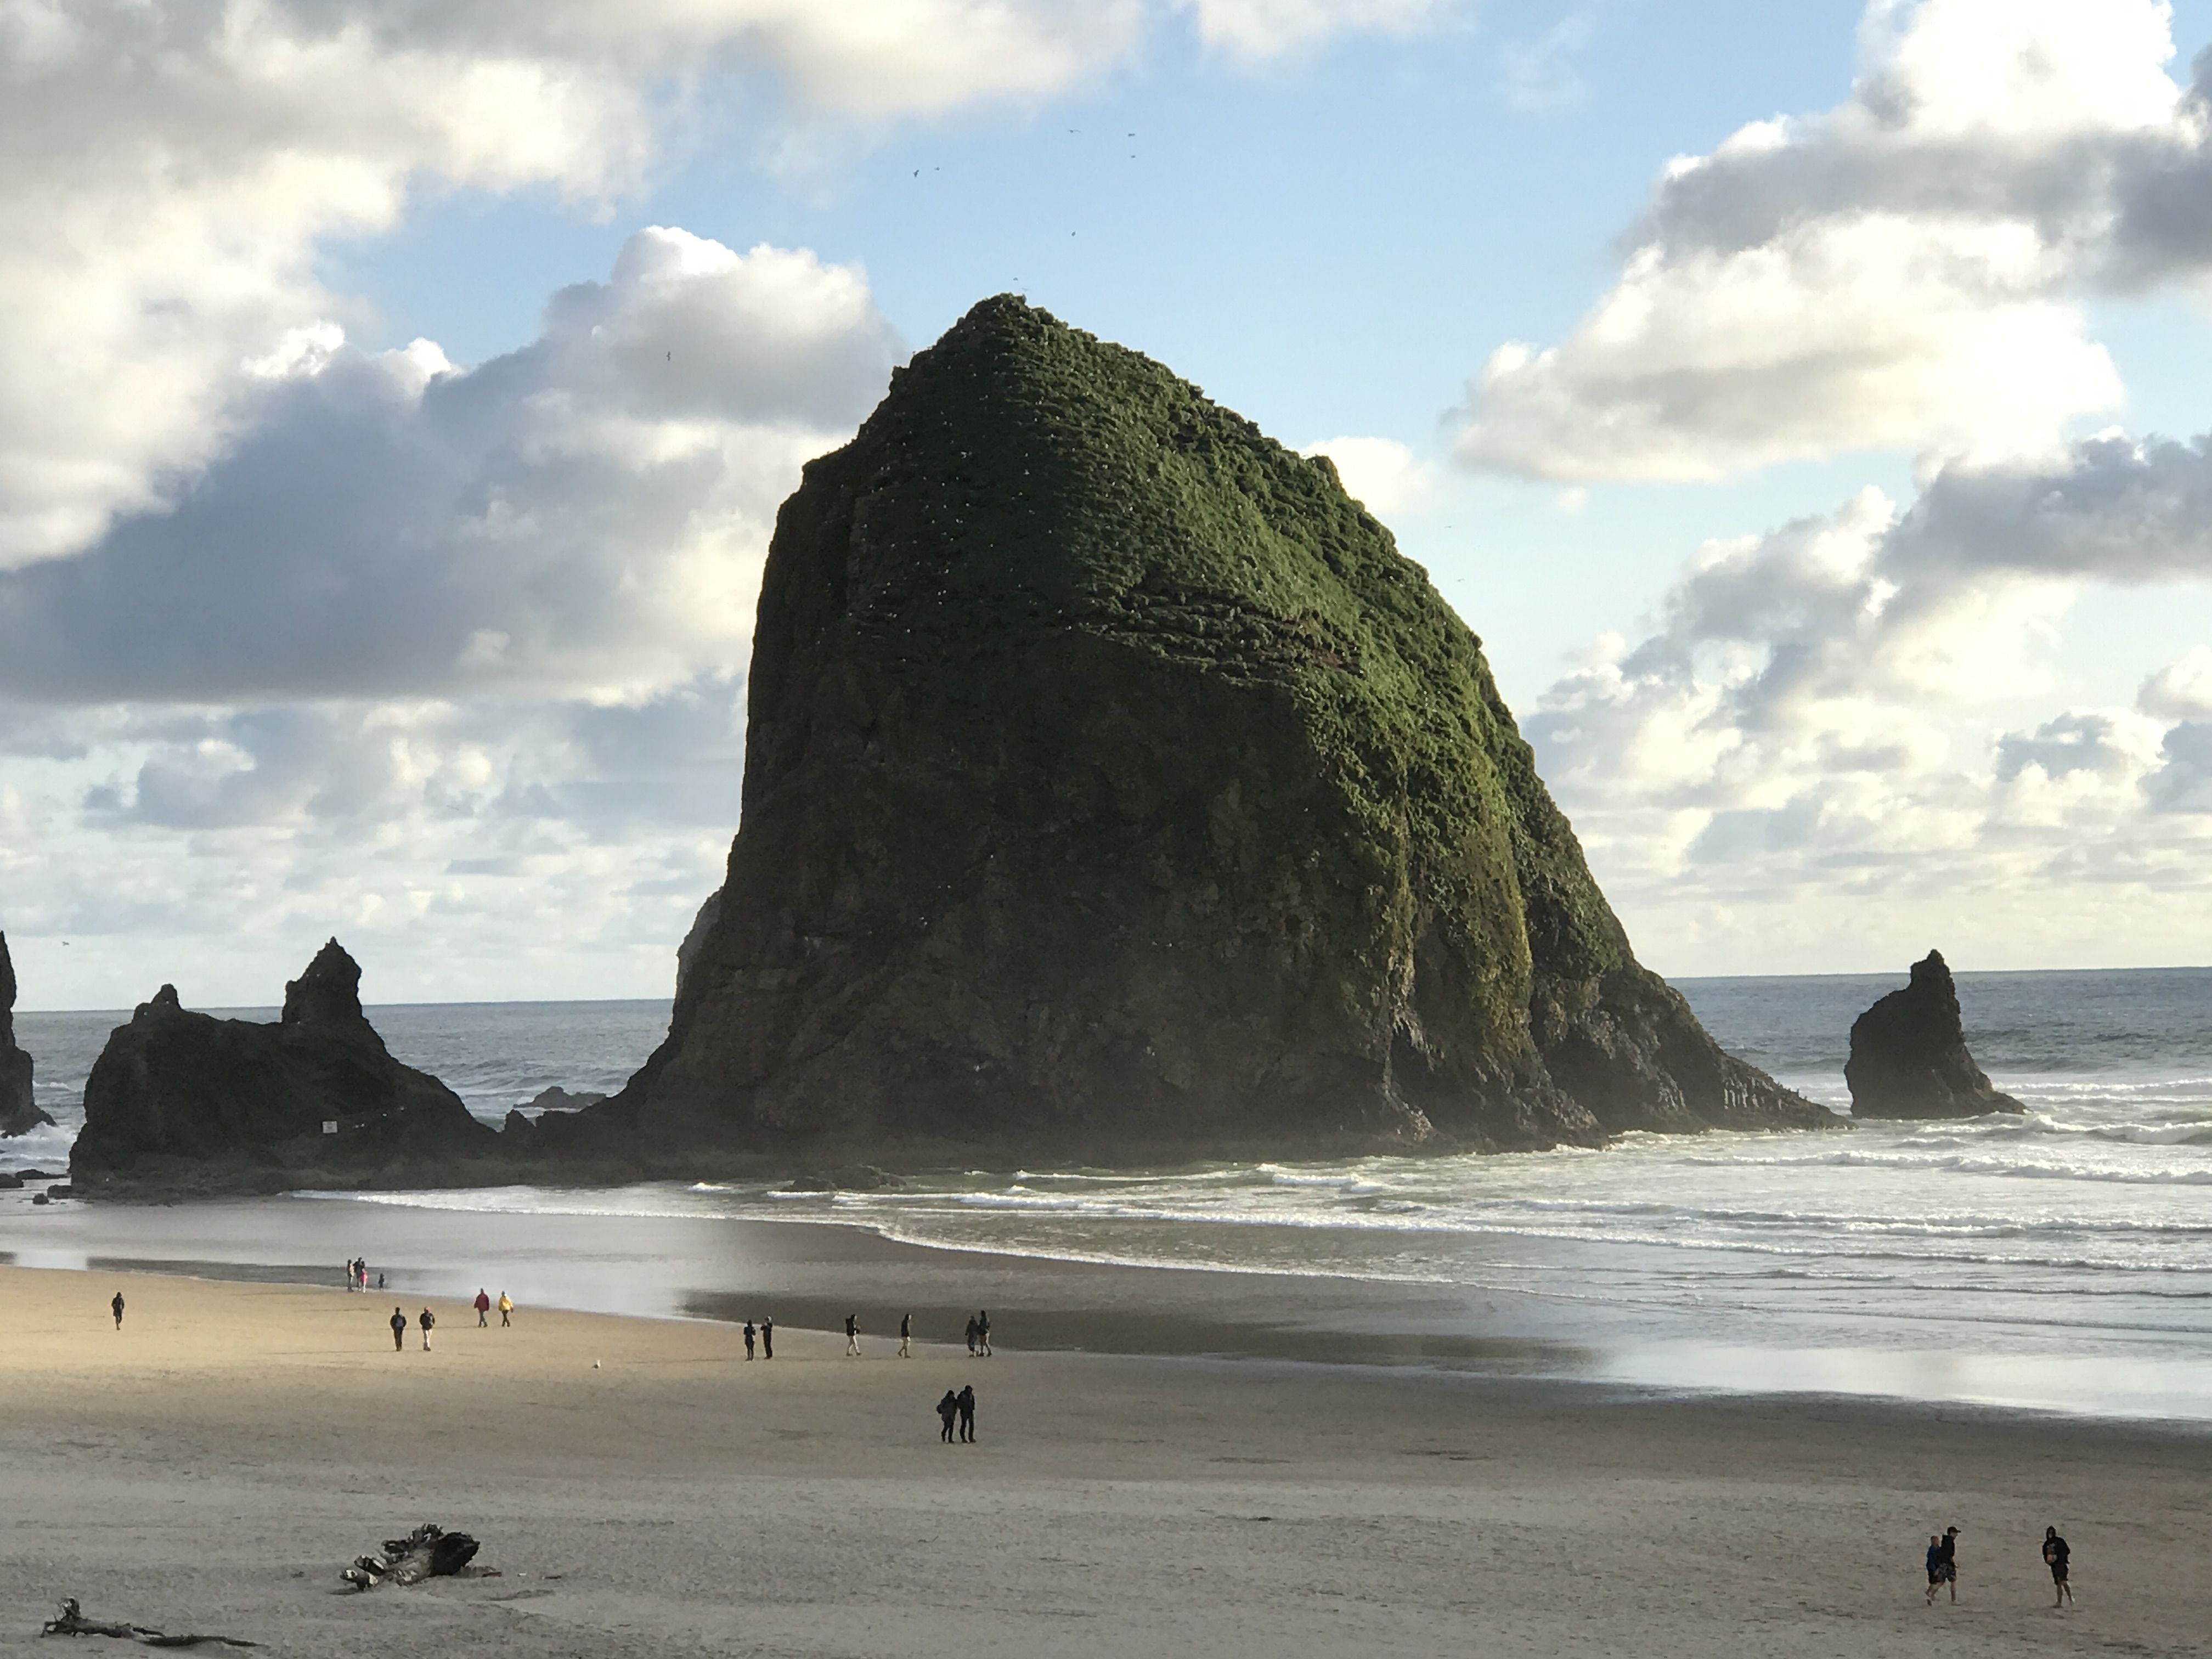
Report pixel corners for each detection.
[1846,950,2025,1119]
[0,931,55,1136]
[71,939,499,1193]
[587,296,1832,1166]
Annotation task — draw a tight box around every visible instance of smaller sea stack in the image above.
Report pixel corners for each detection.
[1845,950,2024,1119]
[1,931,55,1136]
[71,939,499,1193]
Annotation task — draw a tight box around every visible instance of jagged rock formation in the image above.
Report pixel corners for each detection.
[0,931,55,1136]
[582,296,1833,1167]
[1846,950,2025,1119]
[70,940,501,1193]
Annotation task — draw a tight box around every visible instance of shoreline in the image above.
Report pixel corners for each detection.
[5,1193,2212,1427]
[0,1262,2207,1657]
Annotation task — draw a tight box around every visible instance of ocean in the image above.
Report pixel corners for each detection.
[8,968,2212,1419]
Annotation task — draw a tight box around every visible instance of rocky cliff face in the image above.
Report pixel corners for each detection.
[596,297,1832,1165]
[1846,950,2025,1119]
[71,939,500,1193]
[0,932,54,1136]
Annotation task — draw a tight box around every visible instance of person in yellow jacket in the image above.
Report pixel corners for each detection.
[496,1291,514,1328]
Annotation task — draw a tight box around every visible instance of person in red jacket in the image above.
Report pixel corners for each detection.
[473,1289,492,1328]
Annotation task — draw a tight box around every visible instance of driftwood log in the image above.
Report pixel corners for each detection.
[340,1522,486,1589]
[40,1598,257,1647]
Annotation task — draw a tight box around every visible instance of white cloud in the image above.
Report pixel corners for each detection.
[1456,0,2203,481]
[1301,435,1438,516]
[1182,0,1442,59]
[0,228,901,703]
[1525,423,2212,972]
[2140,644,2212,719]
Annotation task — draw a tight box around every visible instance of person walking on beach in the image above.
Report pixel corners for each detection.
[845,1313,861,1357]
[978,1310,991,1356]
[110,1290,124,1329]
[1928,1526,1959,1602]
[390,1306,408,1352]
[419,1306,435,1351]
[2043,1526,2073,1606]
[474,1289,492,1328]
[899,1312,911,1358]
[498,1291,512,1327]
[964,1314,978,1356]
[956,1384,976,1443]
[761,1317,774,1359]
[937,1390,959,1442]
[743,1321,756,1359]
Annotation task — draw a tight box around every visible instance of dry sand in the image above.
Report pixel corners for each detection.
[0,1264,2204,1658]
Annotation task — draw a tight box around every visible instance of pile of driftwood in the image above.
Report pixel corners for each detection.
[41,1598,256,1647]
[341,1522,487,1589]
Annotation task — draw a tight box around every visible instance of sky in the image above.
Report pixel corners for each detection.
[9,0,2212,1009]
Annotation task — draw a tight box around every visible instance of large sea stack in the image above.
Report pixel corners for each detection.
[1846,949,2025,1119]
[71,940,499,1193]
[1,931,55,1136]
[588,297,1832,1167]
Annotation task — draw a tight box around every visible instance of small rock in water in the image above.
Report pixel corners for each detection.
[1846,950,2027,1120]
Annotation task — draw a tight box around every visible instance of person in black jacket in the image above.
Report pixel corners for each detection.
[1932,1527,1959,1602]
[2042,1527,2072,1606]
[761,1317,773,1359]
[389,1306,407,1352]
[110,1291,124,1330]
[956,1384,976,1443]
[418,1306,435,1351]
[937,1390,958,1443]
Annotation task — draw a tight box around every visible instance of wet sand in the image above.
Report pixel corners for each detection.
[0,1263,2205,1658]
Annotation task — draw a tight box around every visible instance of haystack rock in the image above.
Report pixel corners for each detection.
[0,931,55,1136]
[582,297,1833,1168]
[1845,950,2025,1120]
[71,939,499,1193]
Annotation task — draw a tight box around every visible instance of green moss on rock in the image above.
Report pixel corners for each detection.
[608,297,1832,1163]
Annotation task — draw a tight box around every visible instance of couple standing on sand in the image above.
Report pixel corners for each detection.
[964,1311,991,1356]
[1925,1525,2073,1607]
[936,1386,977,1442]
[742,1318,774,1359]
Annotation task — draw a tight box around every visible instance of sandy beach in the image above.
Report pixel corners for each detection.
[0,1264,2203,1657]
